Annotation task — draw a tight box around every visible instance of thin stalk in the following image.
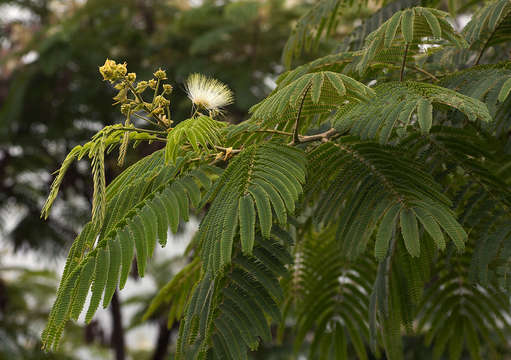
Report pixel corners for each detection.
[213,145,242,154]
[298,128,338,143]
[118,127,167,136]
[153,78,161,103]
[291,84,312,145]
[248,129,294,136]
[400,44,409,82]
[406,64,438,81]
[125,81,165,129]
[132,112,159,127]
[474,28,497,66]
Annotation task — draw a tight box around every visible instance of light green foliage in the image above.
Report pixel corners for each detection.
[355,6,467,74]
[334,81,491,143]
[249,71,374,133]
[439,62,511,136]
[165,115,226,164]
[198,143,306,274]
[41,125,160,226]
[307,138,465,260]
[463,0,511,50]
[41,1,511,359]
[176,230,292,360]
[41,146,219,350]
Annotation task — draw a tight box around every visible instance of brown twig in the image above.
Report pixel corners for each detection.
[213,145,242,154]
[291,84,312,145]
[400,44,409,82]
[406,64,439,81]
[474,26,498,66]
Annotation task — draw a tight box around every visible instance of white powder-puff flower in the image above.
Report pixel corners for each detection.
[185,73,234,113]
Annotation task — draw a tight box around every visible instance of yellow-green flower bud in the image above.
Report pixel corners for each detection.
[163,84,173,94]
[127,72,136,83]
[148,79,157,90]
[99,59,117,82]
[154,95,170,107]
[154,68,167,80]
[114,62,128,79]
[135,81,148,93]
[151,107,164,115]
[99,59,129,82]
[120,104,131,115]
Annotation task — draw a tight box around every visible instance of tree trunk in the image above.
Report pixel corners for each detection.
[152,317,173,360]
[110,291,125,360]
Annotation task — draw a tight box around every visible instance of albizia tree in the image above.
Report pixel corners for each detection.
[41,0,511,359]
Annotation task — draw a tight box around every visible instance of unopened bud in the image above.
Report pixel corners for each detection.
[127,72,136,83]
[135,81,148,93]
[163,84,173,94]
[121,104,131,115]
[154,68,167,80]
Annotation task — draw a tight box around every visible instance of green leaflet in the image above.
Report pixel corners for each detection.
[400,208,420,257]
[70,257,95,321]
[425,203,466,251]
[413,206,446,251]
[421,8,441,38]
[384,11,402,47]
[498,77,511,102]
[239,195,256,254]
[417,99,433,134]
[131,215,147,277]
[103,237,121,307]
[118,228,134,290]
[401,9,414,44]
[86,247,109,323]
[221,196,239,265]
[248,185,272,238]
[375,204,401,260]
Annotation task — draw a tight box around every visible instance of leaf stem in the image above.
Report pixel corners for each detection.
[132,112,159,127]
[400,44,409,82]
[125,80,165,129]
[213,145,242,154]
[118,127,167,136]
[406,64,438,81]
[291,84,312,145]
[251,129,294,136]
[474,24,499,66]
[299,128,338,143]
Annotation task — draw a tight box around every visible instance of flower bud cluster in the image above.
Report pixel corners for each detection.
[98,59,173,127]
[99,59,127,83]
